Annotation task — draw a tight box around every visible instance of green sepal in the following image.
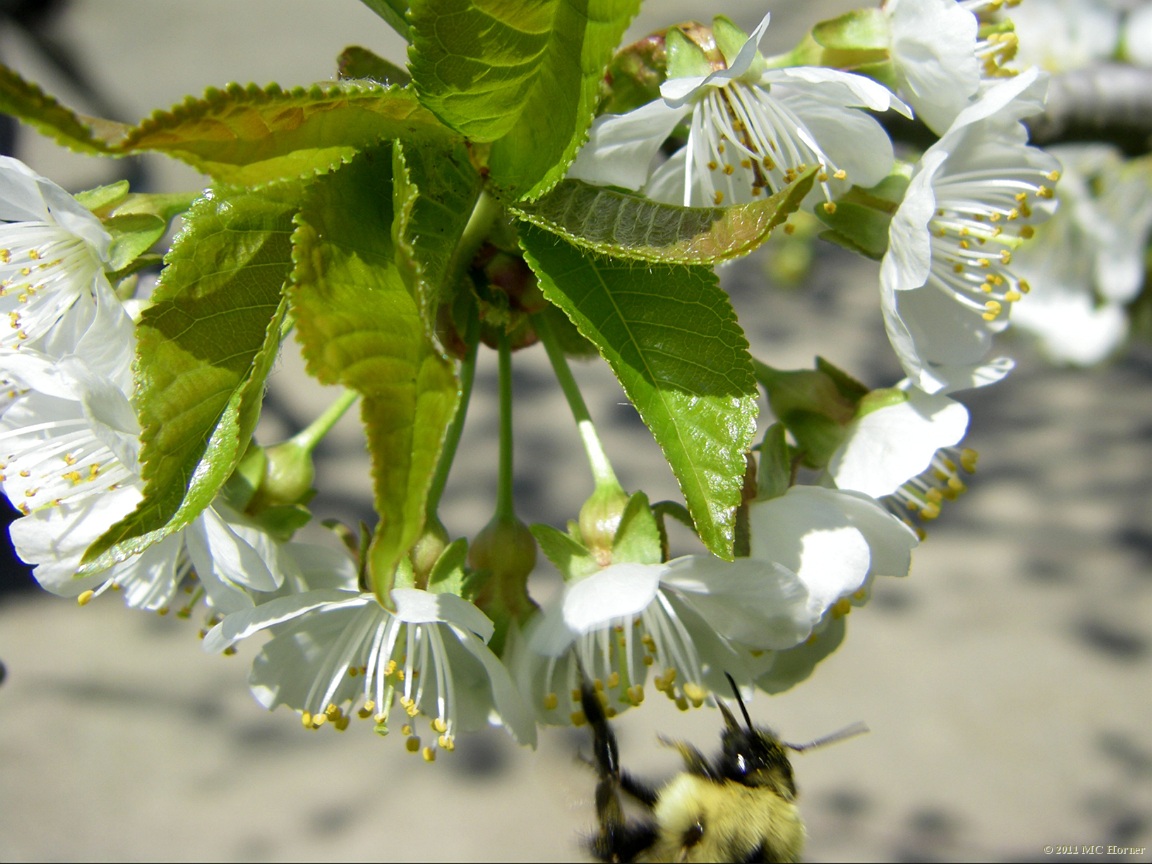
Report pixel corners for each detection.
[609,492,662,566]
[530,522,599,581]
[79,186,301,575]
[289,146,459,608]
[75,181,130,214]
[118,81,458,187]
[816,171,909,260]
[815,355,870,403]
[665,24,714,80]
[521,225,758,559]
[812,8,890,52]
[512,167,815,266]
[427,537,469,596]
[102,214,167,273]
[755,361,857,470]
[337,46,412,86]
[756,422,792,502]
[758,614,847,694]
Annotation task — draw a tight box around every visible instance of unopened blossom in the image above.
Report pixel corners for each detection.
[567,13,909,207]
[205,584,536,755]
[880,67,1060,394]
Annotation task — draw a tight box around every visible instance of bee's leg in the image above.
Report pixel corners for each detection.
[660,734,721,781]
[581,683,658,862]
[618,769,659,808]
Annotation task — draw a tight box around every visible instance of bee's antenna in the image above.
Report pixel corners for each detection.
[786,721,870,753]
[723,672,755,732]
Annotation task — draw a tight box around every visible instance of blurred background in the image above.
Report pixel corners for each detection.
[0,1,1149,861]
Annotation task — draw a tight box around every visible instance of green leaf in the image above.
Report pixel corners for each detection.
[290,147,459,605]
[392,138,483,330]
[80,186,301,574]
[520,226,757,559]
[512,169,816,265]
[118,81,458,186]
[409,0,639,199]
[0,63,126,154]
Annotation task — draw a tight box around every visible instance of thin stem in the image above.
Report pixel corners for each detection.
[289,389,359,453]
[425,306,480,519]
[534,312,621,491]
[495,327,515,520]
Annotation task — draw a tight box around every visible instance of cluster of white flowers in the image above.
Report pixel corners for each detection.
[525,2,1063,724]
[0,0,1092,753]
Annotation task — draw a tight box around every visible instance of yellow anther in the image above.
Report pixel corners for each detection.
[77,590,95,606]
[543,692,559,711]
[406,735,421,753]
[422,746,436,762]
[713,191,724,205]
[683,682,706,707]
[571,711,587,727]
[27,249,40,260]
[1005,290,1022,302]
[960,448,979,472]
[832,597,853,617]
[627,685,645,705]
[821,201,836,215]
[401,724,413,736]
[301,711,313,728]
[833,169,847,180]
[606,671,620,689]
[605,706,617,719]
[783,222,795,235]
[438,734,455,751]
[430,717,447,734]
[722,164,734,176]
[675,696,689,712]
[570,687,582,703]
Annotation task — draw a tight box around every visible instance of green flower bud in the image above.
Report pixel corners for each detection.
[578,484,632,566]
[410,517,451,589]
[247,438,316,513]
[467,514,538,654]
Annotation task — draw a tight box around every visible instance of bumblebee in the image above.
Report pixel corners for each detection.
[579,675,864,863]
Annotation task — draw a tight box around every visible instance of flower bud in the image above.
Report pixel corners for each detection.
[578,484,631,566]
[467,514,538,653]
[247,438,316,513]
[410,517,451,588]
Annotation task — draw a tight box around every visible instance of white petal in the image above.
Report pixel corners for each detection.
[566,101,689,190]
[561,561,663,634]
[748,489,871,616]
[830,390,969,497]
[392,587,496,643]
[663,555,816,650]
